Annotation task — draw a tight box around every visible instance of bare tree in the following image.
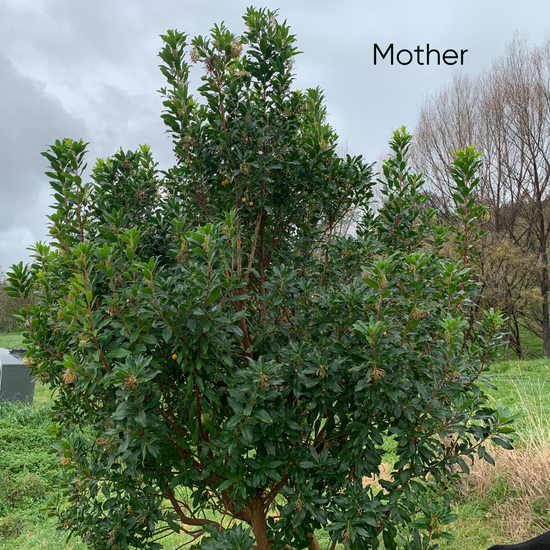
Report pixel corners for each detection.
[413,33,550,356]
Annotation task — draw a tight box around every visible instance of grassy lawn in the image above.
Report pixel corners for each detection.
[483,358,550,436]
[505,325,545,361]
[438,358,550,550]
[0,331,24,350]
[0,401,73,548]
[1,327,550,550]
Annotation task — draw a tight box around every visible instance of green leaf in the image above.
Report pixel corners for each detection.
[162,326,173,343]
[108,348,131,359]
[253,409,273,424]
[218,479,234,492]
[206,285,221,306]
[141,333,158,345]
[362,278,380,289]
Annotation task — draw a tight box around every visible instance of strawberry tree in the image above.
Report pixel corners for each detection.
[7,8,514,550]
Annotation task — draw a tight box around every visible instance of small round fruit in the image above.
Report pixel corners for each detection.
[249,201,253,206]
[242,197,247,202]
[172,354,177,360]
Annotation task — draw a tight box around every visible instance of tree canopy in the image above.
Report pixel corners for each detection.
[7,8,513,550]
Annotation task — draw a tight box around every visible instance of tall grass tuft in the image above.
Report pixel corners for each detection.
[461,377,550,542]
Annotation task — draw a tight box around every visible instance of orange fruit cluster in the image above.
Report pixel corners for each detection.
[221,172,230,187]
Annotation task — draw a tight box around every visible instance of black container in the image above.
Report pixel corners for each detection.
[0,348,34,403]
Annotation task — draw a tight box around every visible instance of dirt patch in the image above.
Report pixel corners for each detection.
[362,462,393,489]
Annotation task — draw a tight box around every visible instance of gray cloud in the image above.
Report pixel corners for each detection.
[0,0,549,267]
[0,52,86,267]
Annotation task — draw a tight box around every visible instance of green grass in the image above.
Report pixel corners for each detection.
[440,501,509,550]
[505,325,544,361]
[0,401,65,549]
[1,329,550,549]
[0,331,23,349]
[483,358,550,418]
[0,517,87,550]
[32,381,54,408]
[436,357,550,549]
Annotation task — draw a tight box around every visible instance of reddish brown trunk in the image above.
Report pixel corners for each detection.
[308,533,321,550]
[250,494,271,550]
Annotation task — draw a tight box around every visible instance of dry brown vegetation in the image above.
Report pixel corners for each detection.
[362,461,393,490]
[460,433,550,541]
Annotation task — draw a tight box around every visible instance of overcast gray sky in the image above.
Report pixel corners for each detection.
[0,0,548,269]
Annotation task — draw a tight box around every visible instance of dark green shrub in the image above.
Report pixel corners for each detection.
[6,8,513,550]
